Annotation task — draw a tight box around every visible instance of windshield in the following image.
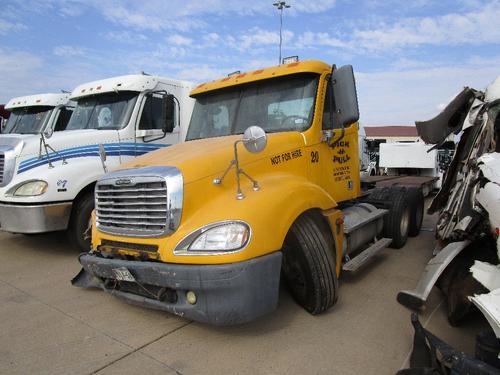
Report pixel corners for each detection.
[66,91,138,130]
[186,73,319,141]
[3,106,53,134]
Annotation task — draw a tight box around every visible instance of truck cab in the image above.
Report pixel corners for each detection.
[0,75,194,252]
[75,61,412,325]
[2,93,73,135]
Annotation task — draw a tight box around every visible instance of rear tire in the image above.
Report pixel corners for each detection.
[282,211,338,315]
[68,191,94,252]
[369,187,410,249]
[407,187,424,237]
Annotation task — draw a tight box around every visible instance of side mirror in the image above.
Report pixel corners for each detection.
[98,144,108,173]
[98,143,107,162]
[331,65,360,128]
[164,94,175,133]
[44,127,54,139]
[242,126,267,153]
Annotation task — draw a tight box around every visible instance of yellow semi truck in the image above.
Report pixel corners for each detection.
[73,60,415,325]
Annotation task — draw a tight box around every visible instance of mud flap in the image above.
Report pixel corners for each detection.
[71,267,102,289]
[396,313,500,374]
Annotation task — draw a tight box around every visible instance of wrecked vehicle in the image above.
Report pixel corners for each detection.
[397,76,500,372]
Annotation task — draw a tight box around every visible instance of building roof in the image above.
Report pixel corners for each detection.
[364,126,418,138]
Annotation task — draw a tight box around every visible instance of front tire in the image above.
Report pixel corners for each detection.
[68,191,94,252]
[282,211,338,315]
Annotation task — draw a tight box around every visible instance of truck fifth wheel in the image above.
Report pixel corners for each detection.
[73,60,413,325]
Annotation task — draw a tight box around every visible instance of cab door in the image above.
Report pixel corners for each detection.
[128,91,179,163]
[315,67,361,203]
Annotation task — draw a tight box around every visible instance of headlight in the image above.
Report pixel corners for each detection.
[12,180,48,196]
[174,221,251,255]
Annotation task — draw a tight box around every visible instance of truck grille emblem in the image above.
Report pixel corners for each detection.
[115,178,132,186]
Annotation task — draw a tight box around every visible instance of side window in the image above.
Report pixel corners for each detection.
[139,94,166,130]
[54,108,73,131]
[322,79,333,130]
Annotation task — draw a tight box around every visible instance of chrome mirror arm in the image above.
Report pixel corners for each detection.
[213,139,260,200]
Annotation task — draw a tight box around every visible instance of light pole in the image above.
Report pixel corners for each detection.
[273,1,290,65]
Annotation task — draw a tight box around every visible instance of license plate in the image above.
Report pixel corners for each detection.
[112,267,136,282]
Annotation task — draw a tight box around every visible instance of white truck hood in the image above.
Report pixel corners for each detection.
[20,129,117,157]
[14,129,121,174]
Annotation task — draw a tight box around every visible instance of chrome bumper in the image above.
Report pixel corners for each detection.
[0,201,72,233]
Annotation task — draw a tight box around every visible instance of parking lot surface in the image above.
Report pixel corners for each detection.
[0,214,488,375]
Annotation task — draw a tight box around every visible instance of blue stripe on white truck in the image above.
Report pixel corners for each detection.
[18,143,168,173]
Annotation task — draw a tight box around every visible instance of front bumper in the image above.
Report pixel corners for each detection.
[0,201,72,233]
[76,251,282,325]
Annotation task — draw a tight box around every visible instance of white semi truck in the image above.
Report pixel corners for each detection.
[0,75,194,252]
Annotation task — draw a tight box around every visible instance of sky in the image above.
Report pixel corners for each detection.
[1,0,499,125]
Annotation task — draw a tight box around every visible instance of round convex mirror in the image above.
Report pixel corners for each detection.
[242,126,267,153]
[44,127,54,139]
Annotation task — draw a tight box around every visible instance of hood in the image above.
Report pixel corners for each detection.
[0,135,28,154]
[18,129,119,158]
[119,132,306,184]
[415,87,479,144]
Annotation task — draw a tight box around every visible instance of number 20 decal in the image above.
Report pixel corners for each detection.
[311,151,319,163]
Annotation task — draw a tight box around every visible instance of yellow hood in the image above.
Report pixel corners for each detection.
[118,132,307,184]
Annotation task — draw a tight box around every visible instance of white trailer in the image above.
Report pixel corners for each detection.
[0,75,194,251]
[377,142,441,195]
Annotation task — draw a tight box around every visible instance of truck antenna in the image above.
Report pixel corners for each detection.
[273,1,291,65]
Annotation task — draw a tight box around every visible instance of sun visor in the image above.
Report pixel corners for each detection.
[415,88,477,144]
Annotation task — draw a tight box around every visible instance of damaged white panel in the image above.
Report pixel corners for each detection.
[463,98,485,131]
[476,179,500,255]
[470,261,500,291]
[485,75,500,102]
[479,153,500,184]
[470,289,500,339]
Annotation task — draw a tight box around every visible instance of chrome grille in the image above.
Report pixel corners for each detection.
[0,153,4,183]
[96,178,169,236]
[95,167,183,238]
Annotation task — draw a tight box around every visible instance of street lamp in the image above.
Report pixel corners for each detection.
[273,1,291,65]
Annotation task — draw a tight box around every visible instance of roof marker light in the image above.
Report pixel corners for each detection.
[96,86,102,90]
[253,69,264,75]
[282,55,299,64]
